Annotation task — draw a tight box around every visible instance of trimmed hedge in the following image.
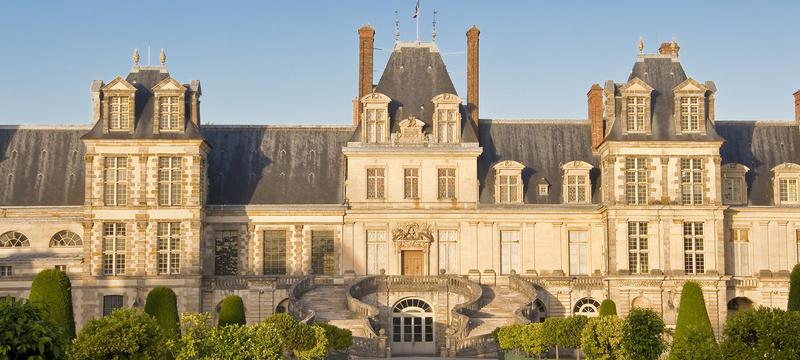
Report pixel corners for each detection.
[217,295,246,327]
[69,308,169,359]
[670,281,715,360]
[789,263,800,311]
[317,323,353,352]
[144,286,180,336]
[29,268,76,338]
[599,299,617,317]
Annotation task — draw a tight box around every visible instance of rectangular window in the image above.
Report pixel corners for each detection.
[104,157,128,206]
[55,265,67,272]
[684,222,704,274]
[438,230,458,275]
[625,158,648,205]
[438,168,456,200]
[158,96,181,131]
[312,231,335,275]
[498,175,520,203]
[538,184,549,196]
[628,222,649,274]
[0,266,11,277]
[723,176,744,204]
[157,223,181,275]
[264,230,287,275]
[437,109,458,143]
[566,175,588,203]
[366,168,385,199]
[404,168,419,199]
[109,96,129,130]
[731,229,749,276]
[102,223,126,275]
[365,109,386,143]
[366,230,387,275]
[158,157,182,206]
[214,230,239,276]
[500,230,520,275]
[626,96,646,131]
[681,159,704,205]
[680,97,701,131]
[780,178,799,203]
[103,295,123,316]
[569,231,589,275]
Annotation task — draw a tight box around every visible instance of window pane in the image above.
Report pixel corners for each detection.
[264,230,287,275]
[312,231,335,275]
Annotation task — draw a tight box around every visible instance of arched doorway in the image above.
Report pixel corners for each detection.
[573,298,601,317]
[275,298,289,314]
[532,299,547,322]
[727,297,753,319]
[391,298,435,355]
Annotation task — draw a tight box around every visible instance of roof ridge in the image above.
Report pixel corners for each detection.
[0,125,91,130]
[716,120,795,126]
[202,124,355,130]
[481,119,588,124]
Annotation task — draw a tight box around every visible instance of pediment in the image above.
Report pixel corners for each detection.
[101,76,136,92]
[673,78,708,93]
[361,92,391,104]
[561,160,593,171]
[432,93,462,104]
[721,163,750,173]
[493,160,525,171]
[771,162,800,173]
[152,77,186,92]
[620,77,653,93]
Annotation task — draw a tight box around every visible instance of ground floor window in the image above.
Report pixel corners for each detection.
[573,297,600,316]
[103,295,123,316]
[438,230,458,274]
[392,298,434,344]
[312,231,335,275]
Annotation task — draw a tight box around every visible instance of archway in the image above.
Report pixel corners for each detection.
[391,298,435,355]
[631,296,651,310]
[727,297,753,318]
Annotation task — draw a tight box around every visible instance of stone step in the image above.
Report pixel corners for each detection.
[468,285,532,337]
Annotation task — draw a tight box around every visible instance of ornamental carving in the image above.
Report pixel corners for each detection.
[392,222,433,250]
[396,117,426,144]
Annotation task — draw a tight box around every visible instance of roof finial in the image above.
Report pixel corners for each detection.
[160,48,166,66]
[671,37,677,51]
[394,10,400,41]
[432,9,437,42]
[638,37,644,54]
[133,48,140,65]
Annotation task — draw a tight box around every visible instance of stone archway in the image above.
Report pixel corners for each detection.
[631,295,651,310]
[727,297,753,319]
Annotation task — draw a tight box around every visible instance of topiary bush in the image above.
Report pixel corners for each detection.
[317,323,353,352]
[217,295,246,327]
[69,308,169,360]
[561,316,589,360]
[598,299,617,317]
[622,307,666,360]
[720,307,800,359]
[789,263,800,311]
[0,297,68,359]
[144,286,180,336]
[669,281,716,360]
[29,268,76,338]
[263,313,316,354]
[541,317,565,359]
[294,325,329,360]
[580,315,626,360]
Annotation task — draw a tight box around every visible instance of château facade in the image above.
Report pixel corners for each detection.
[1,25,799,356]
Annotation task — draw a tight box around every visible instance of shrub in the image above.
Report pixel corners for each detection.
[580,315,626,360]
[69,308,169,360]
[599,299,617,317]
[294,325,329,360]
[263,313,316,354]
[144,286,180,336]
[670,281,715,360]
[541,317,564,359]
[0,297,68,359]
[493,323,526,352]
[317,323,353,352]
[29,268,76,338]
[669,329,721,360]
[493,323,547,359]
[561,316,589,359]
[622,308,666,360]
[720,307,800,359]
[217,295,246,327]
[789,263,800,311]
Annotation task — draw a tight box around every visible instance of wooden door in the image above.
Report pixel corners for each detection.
[402,251,424,275]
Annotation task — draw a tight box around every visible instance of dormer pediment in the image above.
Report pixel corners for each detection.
[152,77,187,93]
[432,93,462,105]
[722,163,750,173]
[771,162,800,173]
[361,92,391,104]
[102,76,136,92]
[673,78,708,94]
[493,160,525,172]
[620,77,653,93]
[561,160,593,171]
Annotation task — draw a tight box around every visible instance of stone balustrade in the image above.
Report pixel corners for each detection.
[287,275,315,324]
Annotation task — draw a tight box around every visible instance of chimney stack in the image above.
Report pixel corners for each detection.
[356,24,375,125]
[90,80,104,126]
[467,25,480,132]
[588,84,604,150]
[794,90,800,126]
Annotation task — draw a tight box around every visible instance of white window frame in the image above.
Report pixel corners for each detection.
[366,230,387,275]
[625,158,648,205]
[565,175,588,203]
[684,222,704,275]
[438,230,459,275]
[158,96,181,131]
[437,168,456,200]
[731,228,749,276]
[102,223,126,276]
[403,168,419,199]
[626,96,646,132]
[500,230,520,275]
[628,222,649,274]
[109,96,130,131]
[537,183,549,196]
[104,157,128,206]
[779,178,799,204]
[432,93,461,144]
[365,108,387,144]
[681,158,704,205]
[157,222,181,275]
[569,230,589,275]
[366,168,386,199]
[680,97,701,132]
[0,266,11,277]
[158,157,182,206]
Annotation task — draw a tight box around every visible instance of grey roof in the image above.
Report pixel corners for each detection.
[716,121,800,206]
[82,68,204,140]
[369,43,478,143]
[606,56,722,142]
[0,127,86,206]
[203,126,353,205]
[478,120,600,204]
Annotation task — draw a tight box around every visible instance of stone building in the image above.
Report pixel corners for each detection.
[0,26,799,356]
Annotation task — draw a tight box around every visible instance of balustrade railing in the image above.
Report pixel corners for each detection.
[287,276,315,324]
[205,275,304,290]
[508,273,539,324]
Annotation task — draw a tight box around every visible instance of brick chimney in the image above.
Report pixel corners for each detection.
[795,90,800,126]
[588,84,604,150]
[356,24,375,125]
[467,25,480,133]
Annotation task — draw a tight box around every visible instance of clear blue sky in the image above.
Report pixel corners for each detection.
[0,0,797,125]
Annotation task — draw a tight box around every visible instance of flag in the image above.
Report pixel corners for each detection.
[412,0,419,19]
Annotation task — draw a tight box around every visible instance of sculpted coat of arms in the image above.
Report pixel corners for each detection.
[392,222,434,249]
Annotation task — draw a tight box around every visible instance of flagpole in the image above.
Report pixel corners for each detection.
[416,6,420,41]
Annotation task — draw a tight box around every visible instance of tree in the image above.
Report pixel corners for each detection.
[561,316,589,360]
[599,299,617,317]
[622,308,666,360]
[518,323,548,360]
[789,263,800,311]
[720,307,800,359]
[217,295,246,327]
[144,286,180,336]
[0,297,68,359]
[69,308,169,360]
[29,268,76,338]
[670,281,715,360]
[580,315,627,360]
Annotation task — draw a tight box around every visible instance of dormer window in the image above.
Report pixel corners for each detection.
[626,97,646,132]
[537,183,549,196]
[432,93,462,144]
[151,77,187,134]
[158,96,181,131]
[561,161,593,204]
[360,93,391,144]
[679,97,701,131]
[673,78,711,134]
[109,96,130,131]
[721,163,749,205]
[619,78,653,134]
[772,163,800,206]
[493,161,525,204]
[101,76,136,134]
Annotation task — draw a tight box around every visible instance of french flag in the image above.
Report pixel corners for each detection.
[412,0,419,19]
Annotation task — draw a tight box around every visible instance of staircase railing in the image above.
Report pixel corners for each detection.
[508,273,539,324]
[445,275,484,343]
[287,275,315,324]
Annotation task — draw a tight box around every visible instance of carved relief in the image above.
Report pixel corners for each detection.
[392,222,433,250]
[396,117,426,144]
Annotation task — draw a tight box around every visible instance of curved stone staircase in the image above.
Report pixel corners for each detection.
[468,285,532,337]
[296,284,370,337]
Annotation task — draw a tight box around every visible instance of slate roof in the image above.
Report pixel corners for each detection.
[606,56,722,142]
[0,127,86,206]
[478,120,601,204]
[202,126,353,205]
[82,67,204,140]
[365,42,478,143]
[716,121,800,206]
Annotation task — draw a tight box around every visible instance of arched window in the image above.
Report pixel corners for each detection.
[392,298,434,348]
[50,231,83,247]
[0,231,29,248]
[393,298,432,313]
[573,298,601,316]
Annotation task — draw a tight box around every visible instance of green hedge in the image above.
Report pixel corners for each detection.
[69,308,168,359]
[599,299,617,317]
[789,264,800,311]
[29,268,76,338]
[144,286,180,336]
[316,322,353,352]
[670,281,715,360]
[218,295,247,327]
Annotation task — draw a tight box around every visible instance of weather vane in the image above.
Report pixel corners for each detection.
[432,10,437,42]
[394,10,400,42]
